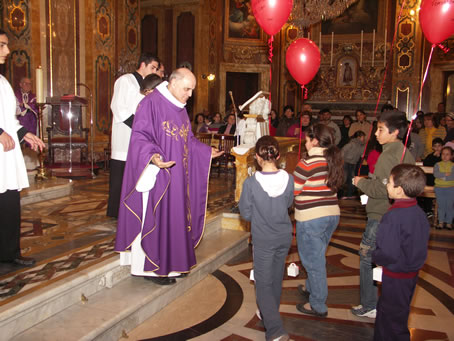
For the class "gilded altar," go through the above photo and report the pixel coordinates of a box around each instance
[231,137,300,202]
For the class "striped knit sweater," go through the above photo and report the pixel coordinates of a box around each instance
[293,147,340,222]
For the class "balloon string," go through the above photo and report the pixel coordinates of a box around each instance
[298,85,305,161]
[357,0,406,176]
[401,44,435,162]
[268,36,274,135]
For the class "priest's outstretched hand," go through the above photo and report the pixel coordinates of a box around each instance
[151,153,176,168]
[211,147,224,159]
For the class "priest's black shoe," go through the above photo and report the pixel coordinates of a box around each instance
[12,256,36,266]
[144,276,176,285]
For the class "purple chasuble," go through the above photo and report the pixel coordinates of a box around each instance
[115,89,212,275]
[15,89,38,135]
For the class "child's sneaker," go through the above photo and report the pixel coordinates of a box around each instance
[256,308,262,320]
[351,305,377,318]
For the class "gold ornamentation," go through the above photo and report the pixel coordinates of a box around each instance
[224,45,268,64]
[161,120,192,230]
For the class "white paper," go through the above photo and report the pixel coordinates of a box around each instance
[373,266,383,282]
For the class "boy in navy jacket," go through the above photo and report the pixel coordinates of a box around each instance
[372,164,430,341]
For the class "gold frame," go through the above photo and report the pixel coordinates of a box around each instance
[396,87,410,116]
[224,0,265,45]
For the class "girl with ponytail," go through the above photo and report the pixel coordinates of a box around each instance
[239,136,294,341]
[293,124,344,317]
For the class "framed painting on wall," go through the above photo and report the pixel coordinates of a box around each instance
[321,0,380,35]
[224,0,264,43]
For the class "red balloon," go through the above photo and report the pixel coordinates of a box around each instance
[251,0,293,36]
[285,38,321,85]
[419,0,454,44]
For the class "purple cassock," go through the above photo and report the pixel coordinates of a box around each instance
[115,86,212,276]
[15,90,38,135]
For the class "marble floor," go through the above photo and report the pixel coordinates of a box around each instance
[126,201,454,341]
[1,170,453,340]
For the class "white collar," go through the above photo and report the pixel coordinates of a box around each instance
[156,81,185,108]
[308,146,326,156]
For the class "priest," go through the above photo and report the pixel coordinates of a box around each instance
[115,68,223,285]
[15,77,38,135]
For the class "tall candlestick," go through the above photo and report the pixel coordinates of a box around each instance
[330,32,334,67]
[360,30,363,67]
[308,32,311,40]
[384,28,387,66]
[36,66,44,103]
[372,29,375,67]
[319,31,322,52]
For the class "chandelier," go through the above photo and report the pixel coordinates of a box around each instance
[289,0,359,30]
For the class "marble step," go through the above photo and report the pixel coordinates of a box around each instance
[6,221,249,340]
[20,178,73,205]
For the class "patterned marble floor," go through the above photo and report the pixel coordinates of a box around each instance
[0,171,236,303]
[126,200,454,341]
[1,171,453,340]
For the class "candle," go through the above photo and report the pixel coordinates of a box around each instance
[372,29,375,67]
[360,30,363,67]
[384,28,387,66]
[319,31,322,52]
[36,66,44,103]
[330,32,334,67]
[308,32,311,40]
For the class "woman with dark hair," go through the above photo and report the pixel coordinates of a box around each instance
[339,114,353,148]
[293,124,344,317]
[192,113,209,134]
[207,112,223,133]
[286,111,312,138]
[269,109,279,136]
[419,113,447,157]
[412,115,424,134]
[275,105,296,137]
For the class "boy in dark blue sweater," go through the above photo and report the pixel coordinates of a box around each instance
[373,164,430,341]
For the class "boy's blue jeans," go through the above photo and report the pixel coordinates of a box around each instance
[296,215,339,313]
[359,218,379,310]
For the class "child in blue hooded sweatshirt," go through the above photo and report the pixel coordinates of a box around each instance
[239,136,294,341]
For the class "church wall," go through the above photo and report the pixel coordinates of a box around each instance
[141,0,213,118]
[1,0,140,162]
[1,0,452,162]
[2,0,34,92]
[426,39,454,113]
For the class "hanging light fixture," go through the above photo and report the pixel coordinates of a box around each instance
[289,0,359,31]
